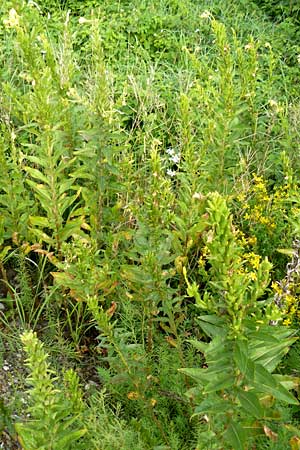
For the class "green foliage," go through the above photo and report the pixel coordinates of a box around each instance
[15,330,86,450]
[254,0,300,22]
[180,193,299,449]
[1,0,300,449]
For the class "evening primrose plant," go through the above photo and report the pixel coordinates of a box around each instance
[181,193,298,449]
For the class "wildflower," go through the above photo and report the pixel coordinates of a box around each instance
[247,236,257,246]
[192,192,205,200]
[244,252,261,270]
[78,17,88,24]
[170,153,181,164]
[3,8,20,28]
[248,272,257,281]
[244,43,253,51]
[200,10,211,19]
[150,398,157,407]
[127,391,140,400]
[166,169,176,177]
[166,147,175,156]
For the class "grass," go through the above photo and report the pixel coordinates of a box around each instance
[1,0,300,449]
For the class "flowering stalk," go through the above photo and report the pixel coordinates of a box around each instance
[272,239,300,325]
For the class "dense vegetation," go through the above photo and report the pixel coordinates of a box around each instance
[1,0,300,448]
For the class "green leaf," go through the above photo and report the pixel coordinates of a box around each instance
[178,368,213,384]
[253,364,299,405]
[197,315,227,338]
[247,330,279,343]
[198,315,226,325]
[250,337,297,372]
[194,398,232,415]
[56,428,87,447]
[234,339,248,374]
[204,373,234,393]
[273,375,300,391]
[58,179,76,196]
[26,180,51,203]
[237,390,264,419]
[188,339,208,353]
[24,166,50,185]
[58,219,84,242]
[224,420,246,450]
[29,216,50,228]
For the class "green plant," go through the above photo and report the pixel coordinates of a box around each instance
[180,193,299,449]
[15,330,86,450]
[1,1,300,448]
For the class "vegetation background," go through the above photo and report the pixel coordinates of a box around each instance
[1,0,300,449]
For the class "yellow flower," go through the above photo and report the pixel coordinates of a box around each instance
[127,391,140,400]
[244,252,261,270]
[283,318,292,326]
[248,272,257,281]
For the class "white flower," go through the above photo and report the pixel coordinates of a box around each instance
[192,192,205,200]
[166,169,176,177]
[170,153,181,164]
[78,17,88,24]
[166,147,175,156]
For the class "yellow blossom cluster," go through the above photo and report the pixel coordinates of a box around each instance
[198,245,209,268]
[235,173,297,233]
[271,282,299,326]
[243,252,261,270]
[234,229,257,247]
[241,174,276,229]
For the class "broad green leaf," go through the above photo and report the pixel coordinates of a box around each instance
[56,428,87,447]
[121,266,153,284]
[197,319,226,338]
[237,390,264,419]
[26,180,51,203]
[197,315,226,325]
[188,339,208,353]
[24,166,49,185]
[273,375,300,391]
[59,194,79,216]
[197,316,226,338]
[194,398,232,415]
[204,373,234,393]
[29,228,53,244]
[179,368,213,384]
[224,420,246,450]
[249,338,297,372]
[245,359,255,382]
[247,330,279,343]
[59,219,84,242]
[234,339,248,374]
[29,216,50,228]
[25,154,48,168]
[253,364,299,405]
[58,179,76,196]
